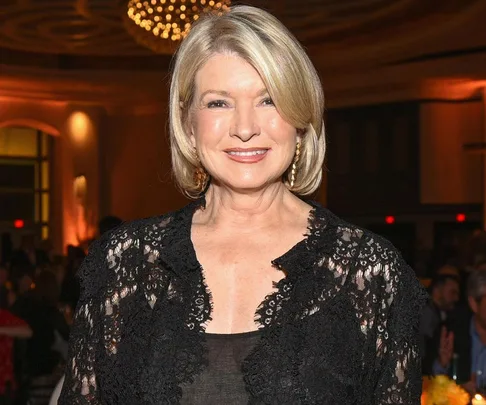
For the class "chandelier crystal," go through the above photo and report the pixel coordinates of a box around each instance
[125,0,231,54]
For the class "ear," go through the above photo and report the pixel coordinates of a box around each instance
[469,296,479,314]
[297,126,307,136]
[189,127,196,149]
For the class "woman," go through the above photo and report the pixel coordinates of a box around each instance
[11,270,70,378]
[0,308,32,403]
[59,5,427,404]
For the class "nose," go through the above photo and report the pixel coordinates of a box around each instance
[230,104,261,141]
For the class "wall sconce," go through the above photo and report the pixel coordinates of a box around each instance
[68,111,91,145]
[73,175,93,244]
[73,175,87,205]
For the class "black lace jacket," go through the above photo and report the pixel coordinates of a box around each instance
[59,199,427,404]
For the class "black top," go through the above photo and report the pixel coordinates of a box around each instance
[59,198,427,404]
[181,331,260,404]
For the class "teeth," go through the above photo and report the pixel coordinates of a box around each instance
[227,150,267,156]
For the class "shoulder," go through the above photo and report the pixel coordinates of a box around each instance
[78,203,195,297]
[312,203,422,300]
[98,214,169,254]
[312,203,400,263]
[94,201,195,257]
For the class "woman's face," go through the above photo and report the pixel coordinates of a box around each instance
[190,53,299,192]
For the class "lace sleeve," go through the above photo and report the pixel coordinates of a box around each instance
[58,239,106,405]
[371,246,427,404]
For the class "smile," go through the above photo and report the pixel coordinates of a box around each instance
[226,150,267,156]
[224,148,269,163]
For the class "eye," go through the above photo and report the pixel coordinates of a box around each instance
[206,100,228,108]
[261,97,274,106]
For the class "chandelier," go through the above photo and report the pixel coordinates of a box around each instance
[125,0,231,54]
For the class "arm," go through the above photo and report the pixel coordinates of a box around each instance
[431,326,454,376]
[58,240,105,404]
[369,244,427,404]
[0,325,32,338]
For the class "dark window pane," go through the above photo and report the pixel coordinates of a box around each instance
[0,192,35,221]
[0,164,35,189]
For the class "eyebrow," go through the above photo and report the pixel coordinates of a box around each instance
[198,88,269,103]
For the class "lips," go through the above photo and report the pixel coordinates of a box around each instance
[224,148,269,163]
[226,150,267,156]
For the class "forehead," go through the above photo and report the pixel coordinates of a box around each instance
[194,53,265,93]
[443,279,459,289]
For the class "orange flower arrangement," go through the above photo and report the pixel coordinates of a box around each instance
[421,376,470,405]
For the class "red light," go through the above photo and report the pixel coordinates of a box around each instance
[14,219,24,229]
[385,216,395,224]
[456,213,466,222]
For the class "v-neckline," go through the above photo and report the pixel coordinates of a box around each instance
[185,196,317,333]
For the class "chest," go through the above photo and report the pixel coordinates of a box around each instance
[107,286,368,404]
[191,231,303,332]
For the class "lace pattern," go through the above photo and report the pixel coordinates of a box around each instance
[59,199,427,404]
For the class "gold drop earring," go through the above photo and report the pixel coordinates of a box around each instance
[290,140,301,188]
[193,151,209,193]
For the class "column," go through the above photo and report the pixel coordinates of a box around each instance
[60,105,104,250]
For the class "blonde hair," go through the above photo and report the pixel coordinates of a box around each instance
[169,5,325,198]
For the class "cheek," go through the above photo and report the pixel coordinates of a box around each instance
[266,116,297,145]
[269,116,291,133]
[193,113,227,142]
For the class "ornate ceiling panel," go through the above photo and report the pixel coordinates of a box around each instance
[0,0,150,56]
[0,0,485,70]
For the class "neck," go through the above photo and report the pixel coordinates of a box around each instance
[431,295,444,310]
[196,183,308,230]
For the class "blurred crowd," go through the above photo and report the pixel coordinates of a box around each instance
[0,216,122,405]
[420,230,486,395]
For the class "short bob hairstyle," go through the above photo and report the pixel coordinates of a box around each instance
[169,5,325,198]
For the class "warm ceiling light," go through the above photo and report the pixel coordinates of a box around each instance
[125,0,231,54]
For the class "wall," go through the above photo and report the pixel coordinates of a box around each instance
[420,100,483,205]
[62,106,103,247]
[100,107,188,222]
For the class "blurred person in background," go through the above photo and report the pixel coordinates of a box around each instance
[0,308,32,405]
[11,270,69,405]
[8,265,34,309]
[38,240,54,266]
[10,234,49,270]
[0,265,10,310]
[59,246,85,314]
[98,215,122,237]
[431,269,486,394]
[421,274,460,375]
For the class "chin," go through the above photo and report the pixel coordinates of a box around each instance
[217,177,279,192]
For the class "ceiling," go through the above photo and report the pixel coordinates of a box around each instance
[1,0,486,72]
